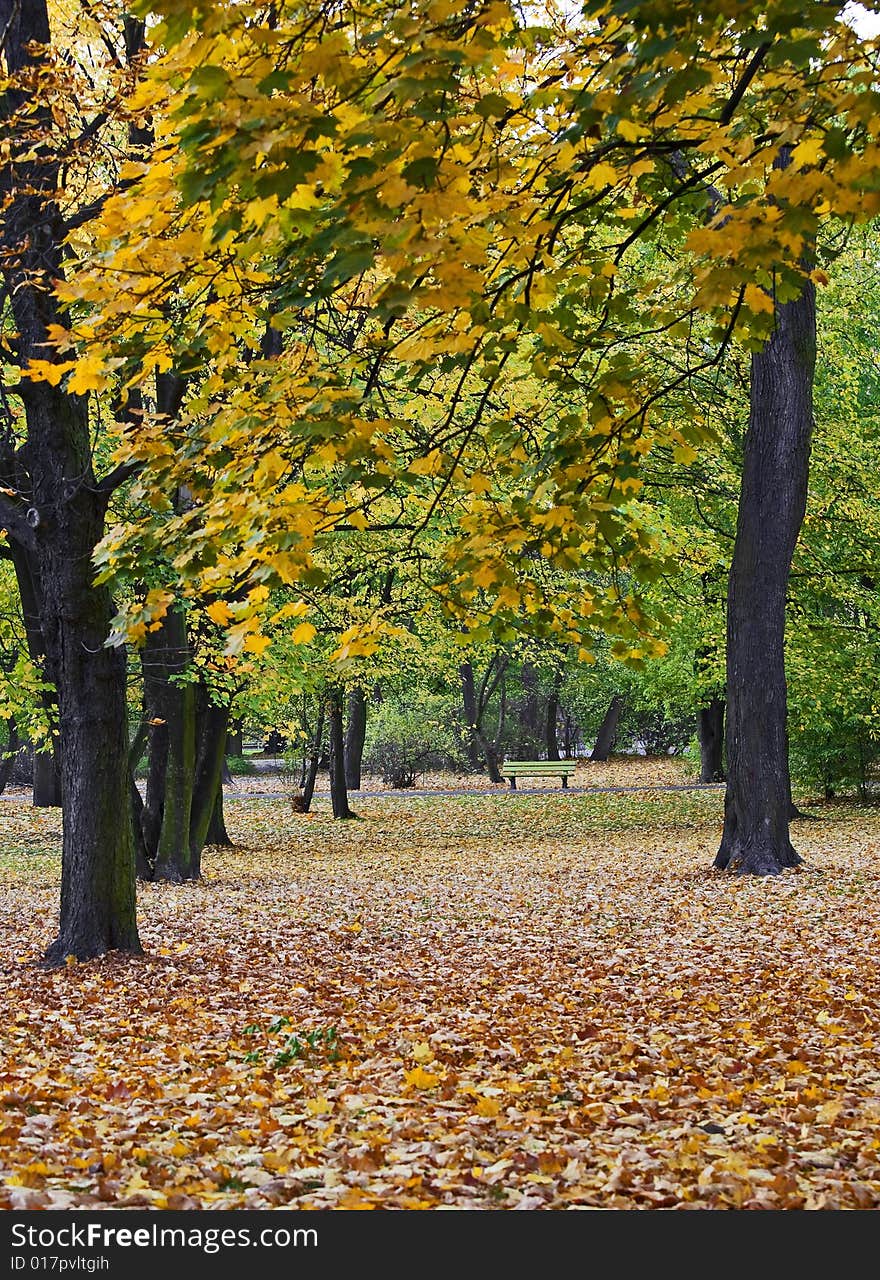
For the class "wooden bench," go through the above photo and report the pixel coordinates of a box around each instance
[502,761,577,790]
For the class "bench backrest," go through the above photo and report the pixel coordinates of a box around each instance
[503,761,576,771]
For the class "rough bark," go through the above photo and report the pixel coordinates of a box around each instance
[716,169,814,875]
[327,689,354,819]
[590,695,623,762]
[698,698,725,783]
[1,0,140,960]
[344,686,367,790]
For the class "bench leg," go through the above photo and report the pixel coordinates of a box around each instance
[509,776,517,790]
[562,775,568,789]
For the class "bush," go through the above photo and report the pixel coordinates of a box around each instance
[226,754,256,776]
[363,695,467,787]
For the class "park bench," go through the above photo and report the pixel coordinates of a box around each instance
[502,760,577,790]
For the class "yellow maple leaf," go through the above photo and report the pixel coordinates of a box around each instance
[617,119,647,141]
[206,600,232,626]
[475,1096,502,1118]
[587,161,618,190]
[67,354,108,396]
[403,1066,440,1090]
[291,621,317,645]
[25,358,73,387]
[306,1096,332,1116]
[791,137,823,168]
[743,283,775,315]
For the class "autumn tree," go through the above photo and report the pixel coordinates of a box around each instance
[0,0,142,958]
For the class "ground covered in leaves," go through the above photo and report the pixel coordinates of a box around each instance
[2,769,880,1210]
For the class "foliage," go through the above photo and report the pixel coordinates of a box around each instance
[42,0,880,676]
[225,755,256,777]
[363,694,468,787]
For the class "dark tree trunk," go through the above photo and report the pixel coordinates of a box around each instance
[0,718,19,796]
[226,720,243,758]
[0,0,140,961]
[716,176,814,875]
[264,729,286,755]
[698,698,725,783]
[460,662,481,768]
[516,662,539,757]
[205,787,232,846]
[299,703,324,813]
[7,532,62,808]
[146,610,198,882]
[545,673,561,761]
[344,686,366,790]
[480,738,503,784]
[327,689,354,819]
[563,714,574,759]
[33,744,61,807]
[463,654,508,782]
[142,713,168,864]
[190,695,230,861]
[590,695,623,762]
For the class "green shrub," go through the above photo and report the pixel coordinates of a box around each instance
[363,695,468,787]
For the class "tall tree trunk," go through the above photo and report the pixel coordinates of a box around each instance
[716,180,814,874]
[327,688,354,819]
[33,744,61,807]
[1,0,140,961]
[545,672,562,761]
[226,720,243,758]
[590,695,623,762]
[189,695,230,862]
[563,713,574,759]
[460,662,481,769]
[149,610,198,882]
[7,537,62,806]
[466,654,508,782]
[516,662,539,757]
[297,702,324,813]
[0,718,19,796]
[344,686,366,790]
[698,698,725,783]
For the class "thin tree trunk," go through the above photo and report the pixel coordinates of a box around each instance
[460,662,481,768]
[716,158,814,875]
[516,661,539,757]
[299,702,324,813]
[590,695,623,762]
[0,718,19,796]
[545,672,561,761]
[327,688,354,819]
[344,686,366,790]
[698,698,725,783]
[150,610,198,882]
